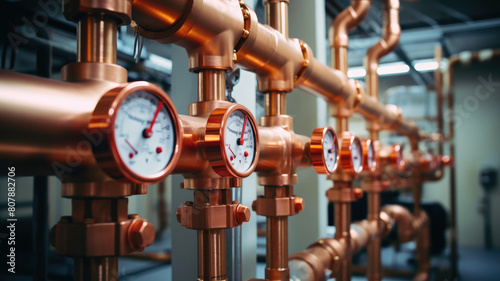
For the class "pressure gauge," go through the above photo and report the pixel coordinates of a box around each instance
[362,139,378,172]
[390,144,405,170]
[310,126,339,174]
[90,82,181,183]
[205,104,259,178]
[339,132,363,174]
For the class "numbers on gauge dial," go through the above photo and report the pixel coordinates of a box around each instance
[114,90,175,176]
[323,129,337,172]
[224,110,256,173]
[351,138,362,172]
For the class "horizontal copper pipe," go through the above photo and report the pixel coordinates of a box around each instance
[0,70,118,178]
[290,206,429,281]
[131,0,419,137]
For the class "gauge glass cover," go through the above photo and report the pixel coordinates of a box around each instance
[323,129,337,173]
[351,138,362,173]
[114,90,176,176]
[223,109,256,174]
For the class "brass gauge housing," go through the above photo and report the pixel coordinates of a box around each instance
[89,82,182,184]
[310,126,339,174]
[339,132,363,174]
[390,144,405,170]
[362,139,378,173]
[204,104,259,178]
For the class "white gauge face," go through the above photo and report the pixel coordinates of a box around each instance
[323,129,337,173]
[351,138,362,173]
[367,143,375,169]
[224,110,256,173]
[114,90,175,176]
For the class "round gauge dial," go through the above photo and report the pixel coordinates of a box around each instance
[90,82,181,183]
[362,139,377,172]
[310,127,338,174]
[351,138,362,173]
[205,105,259,178]
[114,91,175,176]
[224,110,256,173]
[339,132,363,174]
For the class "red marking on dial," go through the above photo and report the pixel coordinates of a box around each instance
[228,145,236,158]
[129,152,134,159]
[244,151,249,157]
[156,146,163,154]
[125,139,138,155]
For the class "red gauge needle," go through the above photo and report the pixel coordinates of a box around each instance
[144,101,163,138]
[228,144,236,158]
[125,139,138,155]
[329,136,336,154]
[238,115,247,146]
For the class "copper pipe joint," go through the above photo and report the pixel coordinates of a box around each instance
[330,0,372,73]
[77,15,117,64]
[198,70,226,102]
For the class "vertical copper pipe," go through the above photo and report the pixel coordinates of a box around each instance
[77,15,117,64]
[74,257,119,281]
[334,201,352,281]
[198,229,228,281]
[265,0,289,38]
[364,0,400,100]
[434,46,444,158]
[330,0,372,74]
[266,216,289,280]
[265,92,287,116]
[264,185,292,281]
[336,117,349,134]
[367,192,381,281]
[198,69,226,102]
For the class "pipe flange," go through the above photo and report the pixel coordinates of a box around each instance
[64,0,132,25]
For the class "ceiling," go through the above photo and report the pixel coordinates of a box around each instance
[325,0,500,67]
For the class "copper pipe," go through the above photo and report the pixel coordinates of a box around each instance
[198,69,226,102]
[364,0,400,100]
[132,0,419,138]
[336,117,349,134]
[74,257,118,281]
[330,0,372,74]
[266,215,289,280]
[198,229,227,281]
[334,200,352,281]
[290,206,430,281]
[264,92,287,116]
[77,15,117,64]
[265,0,289,38]
[367,192,381,281]
[0,70,119,177]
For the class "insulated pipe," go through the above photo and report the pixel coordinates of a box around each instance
[130,0,419,137]
[364,0,401,101]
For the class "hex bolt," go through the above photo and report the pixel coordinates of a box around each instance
[294,197,304,212]
[354,188,363,200]
[235,205,251,224]
[128,219,155,251]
